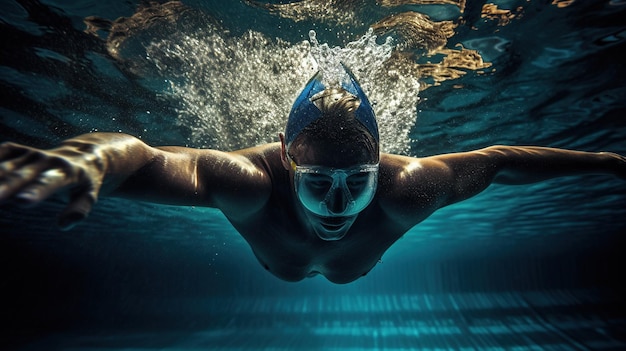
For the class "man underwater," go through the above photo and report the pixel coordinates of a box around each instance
[1,68,625,284]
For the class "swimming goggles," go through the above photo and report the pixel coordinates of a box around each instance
[292,161,379,217]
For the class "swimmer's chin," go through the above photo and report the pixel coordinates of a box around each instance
[309,214,357,241]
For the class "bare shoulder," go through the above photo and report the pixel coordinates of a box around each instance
[174,143,283,218]
[228,142,284,176]
[231,142,282,161]
[379,153,453,182]
[377,153,453,226]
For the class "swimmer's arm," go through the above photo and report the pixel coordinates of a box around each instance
[0,133,271,228]
[428,145,625,206]
[383,146,624,224]
[115,144,272,216]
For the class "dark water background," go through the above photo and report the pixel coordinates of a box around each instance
[1,0,626,350]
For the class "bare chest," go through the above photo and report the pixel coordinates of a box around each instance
[232,214,402,284]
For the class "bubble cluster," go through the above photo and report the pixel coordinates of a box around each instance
[308,29,420,154]
[145,26,420,154]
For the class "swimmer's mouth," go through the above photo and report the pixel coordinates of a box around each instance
[320,217,347,227]
[321,222,346,231]
[317,223,348,241]
[319,216,354,232]
[306,212,357,240]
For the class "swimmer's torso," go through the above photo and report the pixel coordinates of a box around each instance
[233,207,408,283]
[230,204,407,283]
[223,144,424,284]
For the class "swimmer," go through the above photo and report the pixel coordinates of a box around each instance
[1,68,625,283]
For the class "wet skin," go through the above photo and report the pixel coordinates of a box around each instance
[0,133,625,283]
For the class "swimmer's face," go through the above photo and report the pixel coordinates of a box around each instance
[283,134,379,241]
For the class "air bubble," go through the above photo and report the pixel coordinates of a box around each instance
[145,25,419,154]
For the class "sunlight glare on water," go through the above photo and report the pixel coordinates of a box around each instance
[146,26,420,154]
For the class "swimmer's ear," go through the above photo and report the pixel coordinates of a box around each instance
[279,133,291,171]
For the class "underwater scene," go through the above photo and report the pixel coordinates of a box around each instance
[1,0,625,349]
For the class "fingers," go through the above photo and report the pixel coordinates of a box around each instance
[0,161,50,203]
[0,155,67,205]
[1,141,101,230]
[58,190,96,230]
[0,142,30,161]
[0,147,40,175]
[14,169,70,206]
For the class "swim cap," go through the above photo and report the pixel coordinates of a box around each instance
[285,66,379,146]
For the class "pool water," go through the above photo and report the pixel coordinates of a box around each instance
[1,0,625,350]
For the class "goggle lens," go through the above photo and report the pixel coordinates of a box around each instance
[294,164,379,217]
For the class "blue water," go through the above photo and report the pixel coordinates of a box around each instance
[1,0,626,350]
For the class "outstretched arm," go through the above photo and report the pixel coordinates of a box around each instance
[0,133,271,229]
[381,145,625,225]
[436,145,625,205]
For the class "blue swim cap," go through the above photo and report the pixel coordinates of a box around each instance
[285,66,379,146]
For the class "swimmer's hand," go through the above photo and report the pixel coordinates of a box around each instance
[605,152,626,180]
[0,139,108,230]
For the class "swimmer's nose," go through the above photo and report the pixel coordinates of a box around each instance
[327,187,349,215]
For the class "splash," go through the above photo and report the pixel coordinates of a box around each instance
[145,26,420,154]
[308,29,394,87]
[308,29,420,154]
